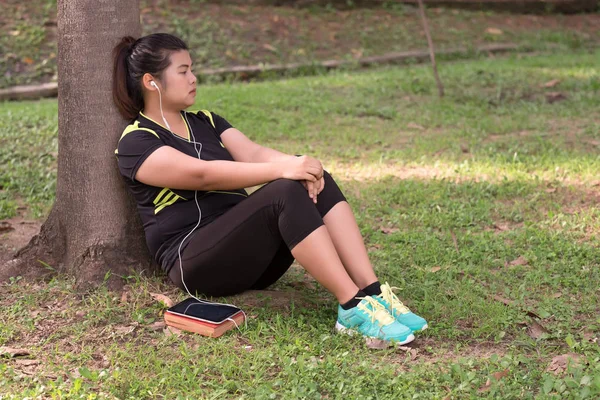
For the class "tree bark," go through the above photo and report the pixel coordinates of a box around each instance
[1,0,154,290]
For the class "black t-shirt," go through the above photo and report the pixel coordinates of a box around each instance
[115,110,248,273]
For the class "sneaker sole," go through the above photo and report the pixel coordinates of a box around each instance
[335,321,415,346]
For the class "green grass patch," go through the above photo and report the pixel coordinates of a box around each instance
[1,50,600,398]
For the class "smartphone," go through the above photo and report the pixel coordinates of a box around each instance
[166,297,243,325]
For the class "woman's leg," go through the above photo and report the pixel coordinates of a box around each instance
[313,172,378,290]
[170,178,359,303]
[322,202,378,289]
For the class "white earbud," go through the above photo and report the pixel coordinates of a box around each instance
[151,80,173,131]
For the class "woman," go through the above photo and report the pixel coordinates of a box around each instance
[112,33,427,345]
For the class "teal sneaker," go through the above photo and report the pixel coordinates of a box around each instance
[374,283,428,332]
[335,296,415,345]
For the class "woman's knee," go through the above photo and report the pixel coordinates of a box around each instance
[265,178,307,199]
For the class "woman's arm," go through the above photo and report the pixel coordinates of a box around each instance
[221,128,295,163]
[134,146,321,191]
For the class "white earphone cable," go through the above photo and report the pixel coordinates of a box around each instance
[155,84,246,331]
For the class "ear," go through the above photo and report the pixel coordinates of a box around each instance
[142,73,157,91]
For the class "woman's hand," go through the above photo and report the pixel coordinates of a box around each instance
[279,155,323,182]
[301,175,325,203]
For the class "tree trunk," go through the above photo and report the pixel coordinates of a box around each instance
[1,0,154,290]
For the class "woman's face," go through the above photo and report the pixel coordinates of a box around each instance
[159,50,197,109]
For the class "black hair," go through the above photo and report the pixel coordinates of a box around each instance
[112,33,188,120]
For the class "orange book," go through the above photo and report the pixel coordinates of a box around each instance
[163,298,245,338]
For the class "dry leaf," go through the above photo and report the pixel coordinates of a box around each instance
[546,92,567,104]
[15,359,40,366]
[485,28,503,35]
[0,347,30,358]
[262,43,277,53]
[479,369,509,392]
[479,379,492,392]
[552,292,562,299]
[584,139,600,147]
[407,122,425,130]
[527,319,549,339]
[114,325,136,335]
[365,338,390,349]
[507,256,528,267]
[0,221,14,233]
[542,79,561,88]
[22,57,34,65]
[380,226,399,234]
[147,321,166,331]
[492,295,514,307]
[582,331,596,343]
[545,187,557,193]
[546,353,582,375]
[120,290,129,303]
[430,266,441,273]
[164,326,183,337]
[450,230,459,253]
[397,346,419,360]
[493,222,509,232]
[150,293,174,307]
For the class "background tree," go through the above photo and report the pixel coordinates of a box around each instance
[1,0,153,289]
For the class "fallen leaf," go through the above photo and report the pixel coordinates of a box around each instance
[478,369,509,392]
[365,338,390,349]
[113,325,136,335]
[582,331,596,343]
[406,122,425,130]
[552,292,562,299]
[120,290,129,303]
[430,266,441,273]
[164,326,182,337]
[485,28,503,35]
[527,318,549,339]
[542,79,561,88]
[545,187,557,193]
[22,57,34,65]
[492,295,514,307]
[380,226,399,234]
[0,347,30,358]
[507,256,528,267]
[147,321,166,331]
[479,379,492,392]
[546,92,567,104]
[150,293,174,307]
[397,346,419,360]
[0,221,14,232]
[450,230,459,253]
[75,310,86,318]
[546,353,582,375]
[493,222,509,232]
[262,43,277,53]
[583,139,600,147]
[15,359,40,366]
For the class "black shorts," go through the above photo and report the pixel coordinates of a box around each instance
[168,171,347,297]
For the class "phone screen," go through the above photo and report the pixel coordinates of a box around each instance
[166,298,242,324]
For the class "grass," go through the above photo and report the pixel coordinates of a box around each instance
[1,0,600,88]
[1,50,600,398]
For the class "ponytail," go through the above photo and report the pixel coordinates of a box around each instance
[112,36,141,120]
[112,33,189,120]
